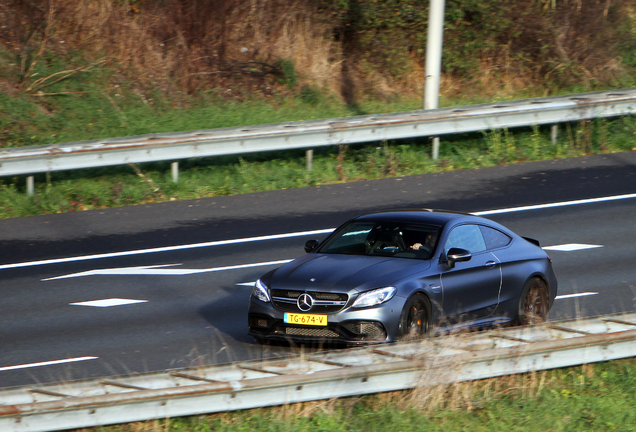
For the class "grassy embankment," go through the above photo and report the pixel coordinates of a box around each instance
[2,0,636,219]
[80,356,636,431]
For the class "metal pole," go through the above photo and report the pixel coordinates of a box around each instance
[424,0,445,160]
[551,125,558,144]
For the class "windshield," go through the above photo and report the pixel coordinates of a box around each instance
[317,221,441,260]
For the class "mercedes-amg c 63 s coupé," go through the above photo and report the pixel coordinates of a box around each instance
[248,210,558,344]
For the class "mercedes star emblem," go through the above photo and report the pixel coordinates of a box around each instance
[297,293,314,312]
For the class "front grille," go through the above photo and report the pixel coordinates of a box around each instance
[315,293,343,301]
[276,291,342,301]
[270,290,348,313]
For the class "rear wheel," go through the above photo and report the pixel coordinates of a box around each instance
[398,294,431,340]
[518,277,549,325]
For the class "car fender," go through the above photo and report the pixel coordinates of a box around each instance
[394,278,442,323]
[493,248,554,298]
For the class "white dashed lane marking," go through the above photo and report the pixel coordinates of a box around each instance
[70,298,148,307]
[555,292,598,300]
[543,244,603,252]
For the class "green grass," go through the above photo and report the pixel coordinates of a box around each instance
[88,356,636,431]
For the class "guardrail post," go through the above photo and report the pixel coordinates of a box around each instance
[432,137,440,160]
[306,149,313,171]
[171,162,179,183]
[551,125,558,144]
[26,176,34,196]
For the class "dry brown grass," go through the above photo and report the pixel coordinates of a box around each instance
[37,0,342,96]
[1,0,632,105]
[505,0,631,87]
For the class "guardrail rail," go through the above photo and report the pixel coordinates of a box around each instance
[2,88,636,194]
[2,312,636,432]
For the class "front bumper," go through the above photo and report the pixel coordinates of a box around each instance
[248,295,405,344]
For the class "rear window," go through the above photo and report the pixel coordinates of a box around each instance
[479,226,512,250]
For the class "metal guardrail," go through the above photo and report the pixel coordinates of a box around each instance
[2,311,636,432]
[1,88,636,182]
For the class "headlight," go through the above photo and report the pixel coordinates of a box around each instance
[251,279,271,303]
[352,287,397,308]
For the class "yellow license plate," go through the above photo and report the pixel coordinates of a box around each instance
[284,313,327,326]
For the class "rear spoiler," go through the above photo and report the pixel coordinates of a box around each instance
[522,236,540,247]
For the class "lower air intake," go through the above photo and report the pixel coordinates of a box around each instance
[285,327,340,338]
[342,322,387,340]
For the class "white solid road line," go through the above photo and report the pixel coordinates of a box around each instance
[2,192,634,271]
[473,193,636,216]
[0,356,98,372]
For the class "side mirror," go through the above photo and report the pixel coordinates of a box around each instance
[445,247,472,268]
[304,239,320,253]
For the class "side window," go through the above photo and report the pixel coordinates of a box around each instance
[479,226,512,250]
[444,224,486,254]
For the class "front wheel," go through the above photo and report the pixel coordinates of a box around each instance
[398,294,431,340]
[518,277,549,325]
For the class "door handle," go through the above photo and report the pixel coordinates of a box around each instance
[485,261,497,268]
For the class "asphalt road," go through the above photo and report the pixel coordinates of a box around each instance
[1,151,635,389]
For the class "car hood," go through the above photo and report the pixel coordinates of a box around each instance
[271,253,431,293]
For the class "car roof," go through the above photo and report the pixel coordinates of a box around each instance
[353,209,479,226]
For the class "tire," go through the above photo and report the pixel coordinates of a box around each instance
[518,277,549,325]
[398,294,431,340]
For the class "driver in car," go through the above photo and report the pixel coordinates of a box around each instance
[410,231,438,252]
